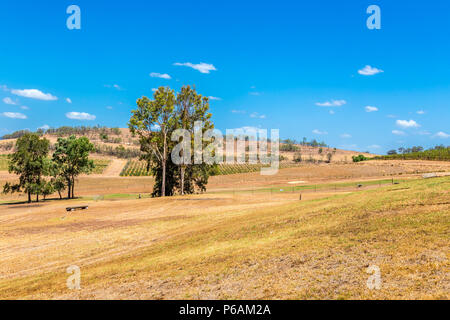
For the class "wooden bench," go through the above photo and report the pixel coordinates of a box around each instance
[66,206,89,212]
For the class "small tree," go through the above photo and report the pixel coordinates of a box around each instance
[42,181,55,201]
[53,135,94,199]
[387,149,397,155]
[3,133,50,203]
[49,161,66,199]
[293,152,302,163]
[326,152,333,163]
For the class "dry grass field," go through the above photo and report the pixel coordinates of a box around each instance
[0,160,449,300]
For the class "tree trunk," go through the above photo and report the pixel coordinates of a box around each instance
[28,191,31,203]
[58,190,62,200]
[71,178,75,199]
[180,166,185,195]
[161,133,167,197]
[36,194,39,203]
[67,179,71,199]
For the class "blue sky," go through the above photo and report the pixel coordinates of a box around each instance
[1,0,449,153]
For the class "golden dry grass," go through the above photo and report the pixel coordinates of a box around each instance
[0,174,448,300]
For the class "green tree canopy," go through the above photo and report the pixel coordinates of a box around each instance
[52,135,95,199]
[3,133,50,203]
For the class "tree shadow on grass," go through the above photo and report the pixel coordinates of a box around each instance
[0,197,80,207]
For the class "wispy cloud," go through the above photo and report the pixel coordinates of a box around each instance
[434,131,449,139]
[104,84,123,90]
[66,112,96,121]
[358,65,384,76]
[249,92,262,96]
[229,126,263,135]
[231,110,246,114]
[365,106,378,112]
[340,144,358,150]
[315,100,346,107]
[173,62,217,74]
[250,112,266,119]
[150,73,171,79]
[106,106,113,110]
[38,124,50,130]
[208,96,222,101]
[2,97,17,105]
[11,89,57,101]
[387,114,396,118]
[367,144,381,149]
[340,133,352,138]
[20,106,29,110]
[312,129,328,135]
[2,112,27,119]
[396,119,420,128]
[392,130,406,136]
[66,98,72,104]
[416,110,425,115]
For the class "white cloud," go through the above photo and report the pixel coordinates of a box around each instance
[66,112,96,121]
[106,106,113,110]
[396,119,420,128]
[365,106,378,112]
[250,112,266,119]
[416,110,425,115]
[312,129,328,135]
[104,84,123,90]
[340,133,352,138]
[20,106,29,110]
[3,97,17,105]
[392,130,406,136]
[2,112,27,119]
[66,98,72,104]
[329,110,335,115]
[38,124,50,130]
[173,62,217,74]
[315,100,346,107]
[208,96,222,101]
[367,145,381,149]
[11,89,57,101]
[229,126,263,135]
[151,88,158,92]
[340,144,358,150]
[150,73,171,79]
[387,114,397,118]
[358,65,384,76]
[418,130,431,136]
[434,131,450,139]
[231,110,246,114]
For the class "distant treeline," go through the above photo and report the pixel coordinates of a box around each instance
[280,138,328,152]
[374,145,450,161]
[93,144,141,159]
[1,126,122,140]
